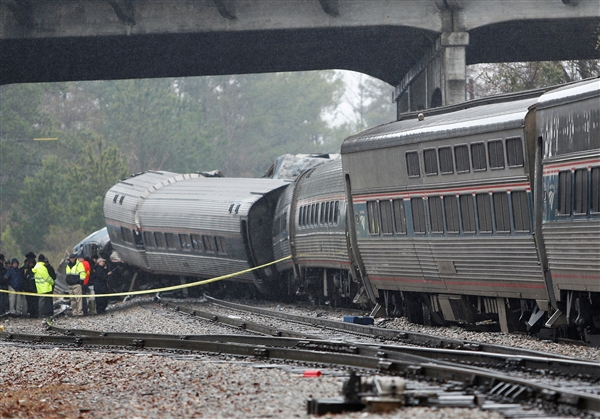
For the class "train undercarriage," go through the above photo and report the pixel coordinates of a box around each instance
[376,289,600,345]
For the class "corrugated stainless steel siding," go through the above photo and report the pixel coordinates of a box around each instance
[543,220,600,292]
[144,251,254,282]
[297,159,344,198]
[104,171,178,224]
[294,232,349,267]
[360,235,546,299]
[136,177,287,229]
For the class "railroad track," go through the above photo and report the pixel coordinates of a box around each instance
[3,295,599,418]
[2,322,599,417]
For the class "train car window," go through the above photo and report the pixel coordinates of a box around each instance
[165,233,176,249]
[179,234,192,251]
[113,194,119,203]
[215,236,227,255]
[574,168,589,214]
[488,140,505,169]
[367,201,381,235]
[459,194,476,233]
[324,202,330,224]
[380,200,394,235]
[558,171,572,215]
[119,196,125,204]
[143,231,155,248]
[476,193,493,233]
[282,212,288,232]
[121,227,133,244]
[428,196,444,233]
[392,199,407,234]
[298,206,304,227]
[191,234,203,251]
[134,230,143,247]
[411,197,427,234]
[493,192,511,232]
[512,191,531,232]
[154,232,165,248]
[203,235,215,252]
[273,215,280,236]
[591,167,600,213]
[423,149,438,175]
[334,201,339,224]
[471,143,487,171]
[320,203,326,224]
[438,147,454,174]
[506,138,524,167]
[406,152,420,178]
[454,145,470,173]
[311,204,316,226]
[303,206,308,226]
[444,196,460,233]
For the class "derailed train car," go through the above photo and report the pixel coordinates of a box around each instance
[340,78,599,338]
[103,171,289,294]
[272,158,370,307]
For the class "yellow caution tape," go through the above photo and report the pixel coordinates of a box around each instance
[0,255,292,299]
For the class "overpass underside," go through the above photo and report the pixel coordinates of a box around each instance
[1,0,599,115]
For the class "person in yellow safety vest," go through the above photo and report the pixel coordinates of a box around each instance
[32,254,54,318]
[65,253,86,316]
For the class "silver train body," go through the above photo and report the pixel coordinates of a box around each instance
[103,171,288,292]
[341,78,599,336]
[100,79,598,339]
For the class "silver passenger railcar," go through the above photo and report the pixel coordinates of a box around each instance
[341,93,550,331]
[272,158,368,306]
[104,171,289,293]
[537,79,600,337]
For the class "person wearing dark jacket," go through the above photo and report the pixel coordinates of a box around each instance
[92,258,110,314]
[21,257,38,318]
[3,258,24,315]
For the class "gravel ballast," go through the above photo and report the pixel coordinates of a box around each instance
[1,298,595,418]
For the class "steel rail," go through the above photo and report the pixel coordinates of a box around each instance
[158,301,318,339]
[2,331,599,414]
[203,296,584,360]
[159,298,600,379]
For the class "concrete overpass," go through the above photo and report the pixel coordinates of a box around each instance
[1,0,599,113]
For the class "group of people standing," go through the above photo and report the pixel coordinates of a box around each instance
[0,252,56,318]
[64,253,111,316]
[0,252,111,319]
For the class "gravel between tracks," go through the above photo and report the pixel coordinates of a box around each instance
[0,298,595,418]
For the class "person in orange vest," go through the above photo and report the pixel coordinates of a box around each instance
[79,255,92,315]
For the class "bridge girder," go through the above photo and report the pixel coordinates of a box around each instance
[1,0,599,110]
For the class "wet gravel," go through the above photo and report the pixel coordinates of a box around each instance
[0,297,596,418]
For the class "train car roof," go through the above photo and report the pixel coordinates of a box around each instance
[136,176,289,202]
[341,96,540,154]
[536,77,600,110]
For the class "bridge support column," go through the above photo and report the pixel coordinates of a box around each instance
[394,32,469,117]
